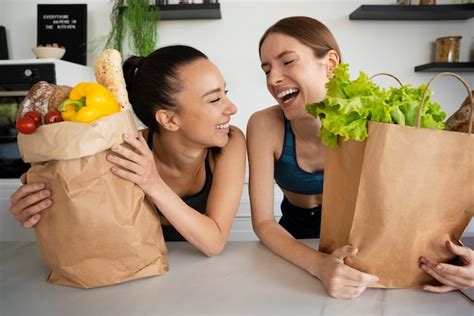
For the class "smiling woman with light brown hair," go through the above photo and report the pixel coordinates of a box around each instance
[247,16,474,298]
[247,16,378,299]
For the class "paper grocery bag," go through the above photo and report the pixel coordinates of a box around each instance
[18,111,168,288]
[319,121,474,288]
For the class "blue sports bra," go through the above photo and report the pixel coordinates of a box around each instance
[274,118,324,195]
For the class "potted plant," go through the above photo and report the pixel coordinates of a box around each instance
[106,0,160,57]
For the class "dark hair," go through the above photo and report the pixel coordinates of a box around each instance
[123,45,208,133]
[259,16,341,61]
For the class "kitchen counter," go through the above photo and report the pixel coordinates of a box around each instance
[1,240,472,316]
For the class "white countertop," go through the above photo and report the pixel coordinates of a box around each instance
[1,240,472,316]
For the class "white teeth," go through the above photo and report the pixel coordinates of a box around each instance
[216,123,230,129]
[277,88,299,99]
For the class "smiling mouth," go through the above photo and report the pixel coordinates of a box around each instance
[277,88,300,104]
[216,122,230,130]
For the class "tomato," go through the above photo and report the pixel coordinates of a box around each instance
[16,117,37,134]
[44,111,63,124]
[23,111,42,126]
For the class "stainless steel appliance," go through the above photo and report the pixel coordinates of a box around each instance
[0,59,94,178]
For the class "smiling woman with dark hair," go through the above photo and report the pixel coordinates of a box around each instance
[9,45,246,257]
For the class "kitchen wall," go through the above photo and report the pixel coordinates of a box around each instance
[1,0,473,239]
[1,0,473,129]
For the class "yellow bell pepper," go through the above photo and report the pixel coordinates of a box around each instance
[58,82,120,123]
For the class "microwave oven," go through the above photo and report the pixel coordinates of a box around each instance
[0,59,94,178]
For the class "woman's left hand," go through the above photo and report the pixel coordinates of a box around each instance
[420,240,474,293]
[107,133,161,196]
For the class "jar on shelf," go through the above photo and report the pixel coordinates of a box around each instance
[420,0,436,4]
[435,36,462,63]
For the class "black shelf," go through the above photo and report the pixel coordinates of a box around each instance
[414,62,474,72]
[349,4,474,21]
[159,3,221,20]
[121,3,221,20]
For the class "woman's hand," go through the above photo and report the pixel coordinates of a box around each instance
[9,174,52,228]
[317,245,379,299]
[107,133,162,196]
[420,240,474,293]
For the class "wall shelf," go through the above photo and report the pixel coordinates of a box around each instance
[158,3,221,20]
[121,3,221,20]
[349,4,474,21]
[414,62,474,72]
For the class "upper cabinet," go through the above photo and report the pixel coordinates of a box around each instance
[349,4,474,21]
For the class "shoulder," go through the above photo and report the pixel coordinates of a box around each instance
[210,126,246,173]
[220,125,246,154]
[212,126,246,164]
[247,105,284,131]
[247,106,285,147]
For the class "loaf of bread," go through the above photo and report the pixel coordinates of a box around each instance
[17,81,71,122]
[94,49,131,111]
[445,92,473,133]
[49,85,72,112]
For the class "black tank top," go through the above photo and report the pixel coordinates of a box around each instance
[147,131,213,241]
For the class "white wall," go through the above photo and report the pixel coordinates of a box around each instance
[1,0,473,240]
[1,0,473,131]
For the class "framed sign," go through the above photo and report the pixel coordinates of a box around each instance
[37,4,87,65]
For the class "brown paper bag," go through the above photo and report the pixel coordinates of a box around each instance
[319,73,474,288]
[18,111,169,288]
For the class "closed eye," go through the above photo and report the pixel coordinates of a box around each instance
[210,90,228,103]
[284,60,294,65]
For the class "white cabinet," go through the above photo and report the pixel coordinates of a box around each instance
[0,180,283,241]
[2,179,471,241]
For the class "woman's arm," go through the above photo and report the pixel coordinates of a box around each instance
[247,109,377,299]
[151,127,246,256]
[108,128,246,257]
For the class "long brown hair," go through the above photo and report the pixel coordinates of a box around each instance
[259,16,341,61]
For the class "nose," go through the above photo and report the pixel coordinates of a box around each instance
[267,67,283,87]
[224,97,237,116]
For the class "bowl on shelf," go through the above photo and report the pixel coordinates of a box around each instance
[32,46,66,59]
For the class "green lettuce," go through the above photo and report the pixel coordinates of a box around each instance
[306,63,446,147]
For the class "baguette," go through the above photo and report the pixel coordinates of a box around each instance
[94,49,132,111]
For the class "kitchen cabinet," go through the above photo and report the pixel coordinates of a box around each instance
[349,4,474,72]
[0,180,284,242]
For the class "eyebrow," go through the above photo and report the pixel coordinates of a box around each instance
[202,83,227,98]
[261,50,296,68]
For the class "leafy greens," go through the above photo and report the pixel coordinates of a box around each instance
[306,63,446,147]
